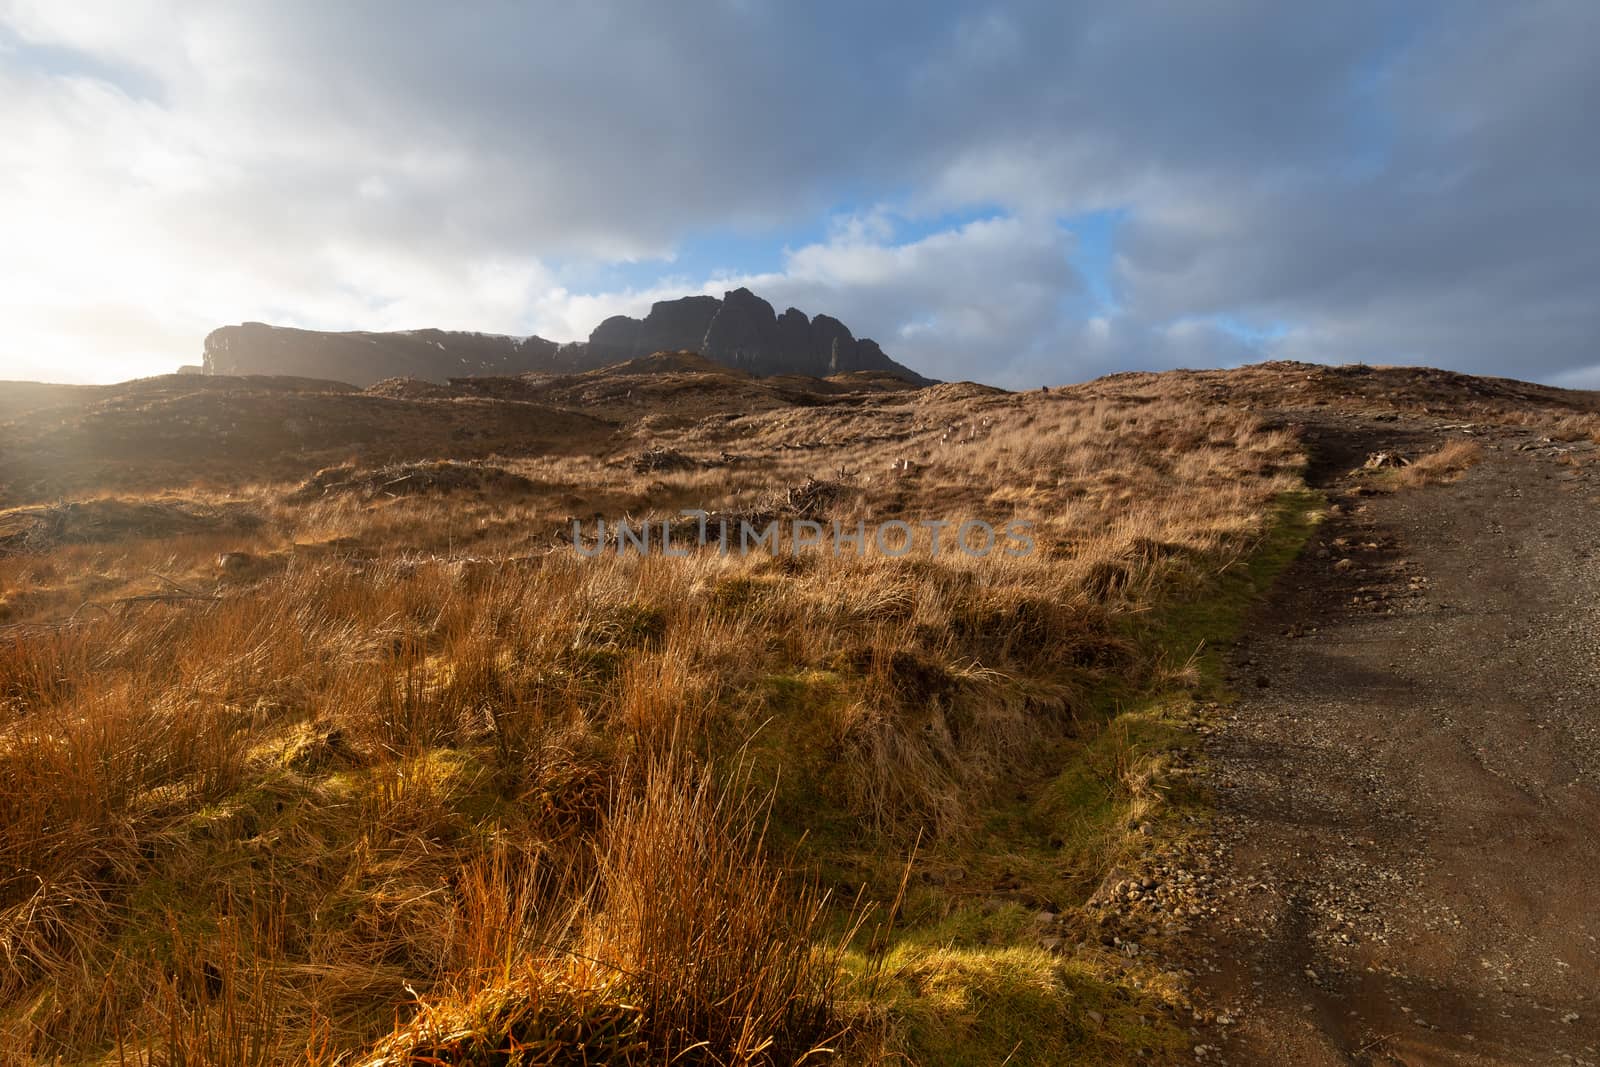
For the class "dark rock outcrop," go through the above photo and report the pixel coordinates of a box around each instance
[584,295,720,363]
[809,314,857,375]
[774,307,812,363]
[701,288,780,372]
[856,338,892,373]
[582,287,929,382]
[585,315,642,363]
[201,289,932,386]
[640,295,721,356]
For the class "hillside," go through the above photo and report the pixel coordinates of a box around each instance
[0,359,1596,1064]
[200,324,568,385]
[202,288,933,387]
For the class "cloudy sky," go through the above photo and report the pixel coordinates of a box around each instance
[1,1,1596,388]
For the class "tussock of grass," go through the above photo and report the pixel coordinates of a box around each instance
[360,756,843,1066]
[1395,439,1485,487]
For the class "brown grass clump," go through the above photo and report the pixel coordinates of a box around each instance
[363,756,842,1066]
[586,758,840,1062]
[1396,439,1485,487]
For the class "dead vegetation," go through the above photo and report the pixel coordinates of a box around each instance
[18,356,1583,1063]
[629,447,699,474]
[359,756,845,1067]
[0,497,264,555]
[286,461,539,503]
[1393,439,1485,487]
[1361,451,1410,470]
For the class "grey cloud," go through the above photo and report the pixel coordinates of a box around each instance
[727,216,1083,386]
[1105,1,1600,379]
[2,1,1597,386]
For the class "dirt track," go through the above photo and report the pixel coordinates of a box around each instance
[1195,415,1600,1065]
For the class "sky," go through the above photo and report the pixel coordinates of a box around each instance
[1,1,1596,389]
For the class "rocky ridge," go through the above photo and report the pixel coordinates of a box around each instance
[202,288,931,387]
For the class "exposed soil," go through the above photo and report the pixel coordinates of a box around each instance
[1193,414,1600,1064]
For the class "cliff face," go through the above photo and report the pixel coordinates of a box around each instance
[593,288,926,381]
[202,290,932,386]
[586,295,721,364]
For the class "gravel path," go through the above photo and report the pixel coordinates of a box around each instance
[1192,416,1600,1065]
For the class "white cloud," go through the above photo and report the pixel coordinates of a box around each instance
[720,215,1080,385]
[0,1,1596,388]
[553,212,1266,388]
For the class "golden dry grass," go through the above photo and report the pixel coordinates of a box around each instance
[1394,438,1486,487]
[0,369,1306,1064]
